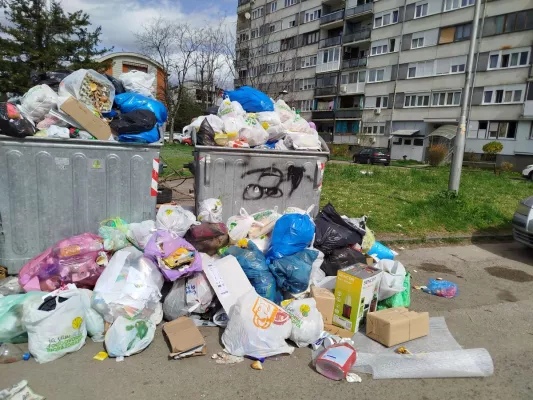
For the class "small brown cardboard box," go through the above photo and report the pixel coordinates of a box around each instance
[60,97,112,140]
[366,307,429,347]
[163,316,206,359]
[310,286,335,325]
[324,324,354,339]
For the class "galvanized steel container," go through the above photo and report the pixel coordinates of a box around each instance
[193,142,329,222]
[0,136,161,273]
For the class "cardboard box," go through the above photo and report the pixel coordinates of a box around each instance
[203,255,253,313]
[60,97,112,140]
[310,286,335,325]
[324,324,354,339]
[163,316,206,359]
[333,263,382,332]
[366,307,429,347]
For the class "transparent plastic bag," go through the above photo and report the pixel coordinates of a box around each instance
[104,316,155,357]
[156,205,199,237]
[283,298,324,347]
[19,84,58,122]
[58,69,114,112]
[249,208,281,239]
[0,292,45,343]
[239,114,268,146]
[274,99,296,123]
[256,111,281,130]
[218,98,246,119]
[283,114,311,133]
[284,131,321,150]
[198,198,223,223]
[118,70,155,97]
[226,208,261,243]
[98,217,129,251]
[221,116,246,138]
[425,279,458,298]
[127,220,156,250]
[79,289,105,341]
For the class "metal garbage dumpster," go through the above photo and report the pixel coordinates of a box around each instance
[193,142,329,222]
[0,136,161,273]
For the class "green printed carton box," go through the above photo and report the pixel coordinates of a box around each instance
[333,263,382,333]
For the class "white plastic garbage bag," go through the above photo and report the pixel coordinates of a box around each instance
[118,70,155,97]
[283,114,310,133]
[156,204,200,237]
[19,84,58,122]
[186,272,215,313]
[284,131,321,150]
[221,116,246,138]
[218,98,246,119]
[266,124,287,142]
[256,111,282,130]
[92,248,164,323]
[23,284,87,363]
[239,114,268,146]
[248,208,281,239]
[249,234,271,254]
[205,114,225,134]
[127,220,156,249]
[190,116,206,130]
[58,69,115,112]
[163,279,187,321]
[227,208,261,243]
[309,249,326,286]
[198,198,223,223]
[221,290,294,358]
[283,298,324,348]
[104,316,156,357]
[79,289,105,342]
[374,260,407,300]
[274,99,296,123]
[274,139,289,151]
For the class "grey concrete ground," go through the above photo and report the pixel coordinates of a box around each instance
[1,242,533,400]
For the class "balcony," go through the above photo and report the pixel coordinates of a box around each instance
[320,9,345,26]
[237,20,251,31]
[345,3,373,20]
[237,0,250,12]
[319,36,342,49]
[315,86,337,97]
[335,108,363,119]
[342,57,367,69]
[343,29,371,45]
[312,110,335,120]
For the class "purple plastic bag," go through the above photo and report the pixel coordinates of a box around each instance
[144,231,202,281]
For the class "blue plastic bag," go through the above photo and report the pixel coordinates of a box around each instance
[224,241,282,304]
[118,125,160,143]
[269,249,318,294]
[266,214,315,263]
[224,86,274,112]
[424,279,458,298]
[368,241,395,260]
[114,93,167,125]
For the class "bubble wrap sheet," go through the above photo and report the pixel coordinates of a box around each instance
[313,318,494,379]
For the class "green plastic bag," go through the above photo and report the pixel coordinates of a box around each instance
[377,273,411,310]
[0,292,46,343]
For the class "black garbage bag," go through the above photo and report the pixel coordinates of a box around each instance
[314,203,364,254]
[105,74,126,95]
[321,247,367,276]
[0,103,36,138]
[31,70,72,92]
[110,109,156,134]
[197,118,216,146]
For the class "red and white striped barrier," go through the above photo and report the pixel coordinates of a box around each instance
[151,158,159,196]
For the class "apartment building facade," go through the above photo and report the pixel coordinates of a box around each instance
[235,0,533,166]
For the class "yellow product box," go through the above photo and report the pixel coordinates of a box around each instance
[333,263,382,333]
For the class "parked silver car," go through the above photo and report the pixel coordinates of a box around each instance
[513,196,533,248]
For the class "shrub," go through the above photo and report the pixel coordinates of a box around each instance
[330,144,350,158]
[482,141,503,155]
[500,161,514,172]
[427,144,448,166]
[463,151,478,162]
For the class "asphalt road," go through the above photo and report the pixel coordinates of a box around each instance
[2,242,533,400]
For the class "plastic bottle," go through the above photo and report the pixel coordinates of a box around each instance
[0,343,30,364]
[315,343,357,381]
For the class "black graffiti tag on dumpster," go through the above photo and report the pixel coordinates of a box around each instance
[241,166,309,200]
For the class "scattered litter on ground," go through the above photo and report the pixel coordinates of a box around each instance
[346,373,362,383]
[212,352,244,365]
[250,360,263,370]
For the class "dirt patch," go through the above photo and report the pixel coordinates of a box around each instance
[497,289,519,302]
[418,263,455,275]
[485,266,533,282]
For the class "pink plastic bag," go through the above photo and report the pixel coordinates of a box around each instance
[18,233,106,292]
[144,231,202,281]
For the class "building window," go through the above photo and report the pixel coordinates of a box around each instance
[304,31,319,45]
[300,78,315,90]
[393,138,402,145]
[299,99,313,112]
[404,94,430,107]
[483,10,533,37]
[269,24,276,33]
[270,1,277,13]
[341,71,366,85]
[407,61,434,78]
[415,2,428,18]
[368,68,385,83]
[439,23,471,44]
[238,32,249,42]
[481,121,517,139]
[404,139,412,145]
[411,37,424,49]
[251,29,259,38]
[487,48,530,70]
[376,96,389,108]
[320,47,340,63]
[301,55,317,68]
[285,0,296,7]
[289,20,296,27]
[374,9,399,28]
[444,0,474,12]
[450,63,465,73]
[455,23,472,41]
[362,124,386,135]
[371,44,388,55]
[431,91,461,106]
[483,85,524,105]
[414,138,424,146]
[529,122,533,139]
[251,7,264,19]
[305,8,321,22]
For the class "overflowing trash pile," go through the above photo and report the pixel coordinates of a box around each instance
[0,69,165,143]
[0,197,493,383]
[187,86,324,151]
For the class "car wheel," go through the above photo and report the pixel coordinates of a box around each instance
[157,187,173,204]
[353,156,357,163]
[367,159,371,165]
[529,171,533,181]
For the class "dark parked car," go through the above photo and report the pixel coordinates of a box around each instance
[353,147,390,165]
[513,196,533,248]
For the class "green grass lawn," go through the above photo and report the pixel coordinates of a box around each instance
[320,163,532,237]
[160,143,194,177]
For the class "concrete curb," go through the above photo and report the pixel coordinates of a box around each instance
[379,232,514,244]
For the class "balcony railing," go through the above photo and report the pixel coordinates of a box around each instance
[335,108,363,119]
[237,20,251,31]
[342,57,367,69]
[312,110,335,119]
[343,29,371,44]
[319,36,342,49]
[315,86,337,96]
[320,9,345,25]
[345,3,373,19]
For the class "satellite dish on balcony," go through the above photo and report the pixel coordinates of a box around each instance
[245,12,251,19]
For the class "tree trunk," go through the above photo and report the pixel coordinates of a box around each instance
[169,117,175,143]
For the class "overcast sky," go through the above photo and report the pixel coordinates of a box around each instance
[61,0,237,53]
